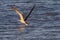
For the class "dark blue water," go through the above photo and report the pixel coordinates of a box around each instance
[0,0,60,40]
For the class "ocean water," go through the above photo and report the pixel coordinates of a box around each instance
[0,0,60,40]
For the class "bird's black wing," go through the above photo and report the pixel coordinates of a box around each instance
[24,4,35,21]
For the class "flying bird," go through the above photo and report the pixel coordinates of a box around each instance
[10,5,35,26]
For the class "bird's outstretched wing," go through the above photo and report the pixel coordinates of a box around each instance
[10,5,24,20]
[24,4,35,21]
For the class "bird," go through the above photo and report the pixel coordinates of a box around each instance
[10,5,35,26]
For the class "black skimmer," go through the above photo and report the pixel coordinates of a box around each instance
[10,5,35,26]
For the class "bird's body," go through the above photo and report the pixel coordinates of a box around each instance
[10,5,35,26]
[19,20,28,26]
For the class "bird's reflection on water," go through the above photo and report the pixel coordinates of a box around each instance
[18,25,28,33]
[19,26,25,32]
[18,25,26,40]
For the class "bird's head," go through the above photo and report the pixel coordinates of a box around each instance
[25,21,29,26]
